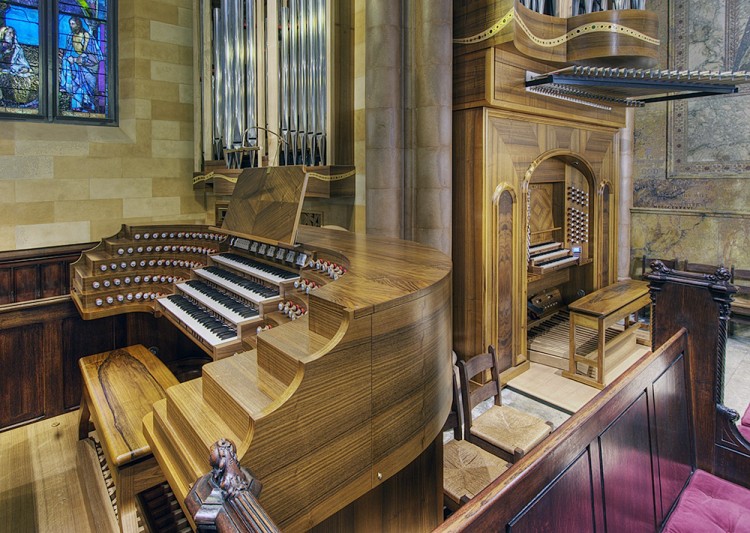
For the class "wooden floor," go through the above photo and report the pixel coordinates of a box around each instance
[0,411,95,533]
[508,345,650,413]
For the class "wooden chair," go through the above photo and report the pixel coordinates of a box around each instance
[443,353,510,511]
[458,346,553,463]
[730,266,750,336]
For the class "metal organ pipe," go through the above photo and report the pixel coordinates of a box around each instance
[245,0,257,159]
[289,0,299,163]
[210,0,327,165]
[213,7,224,157]
[280,3,291,163]
[521,0,647,15]
[316,0,326,164]
[277,0,327,165]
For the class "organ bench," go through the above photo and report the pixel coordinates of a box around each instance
[77,345,179,533]
[563,279,650,389]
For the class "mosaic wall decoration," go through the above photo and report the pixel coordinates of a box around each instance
[669,0,750,177]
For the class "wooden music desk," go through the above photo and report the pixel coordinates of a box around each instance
[563,280,650,389]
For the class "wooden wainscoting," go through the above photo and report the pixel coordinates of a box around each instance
[0,243,94,305]
[0,243,210,432]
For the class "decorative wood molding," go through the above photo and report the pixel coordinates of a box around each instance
[453,0,659,67]
[186,439,279,532]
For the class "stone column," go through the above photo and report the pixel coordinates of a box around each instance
[365,0,404,239]
[411,0,452,255]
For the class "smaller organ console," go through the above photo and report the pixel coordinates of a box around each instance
[527,241,579,274]
[527,180,591,276]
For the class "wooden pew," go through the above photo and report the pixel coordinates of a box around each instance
[437,262,750,532]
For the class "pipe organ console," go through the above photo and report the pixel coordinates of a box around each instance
[71,166,453,531]
[71,226,334,361]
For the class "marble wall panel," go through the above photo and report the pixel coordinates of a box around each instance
[631,0,750,271]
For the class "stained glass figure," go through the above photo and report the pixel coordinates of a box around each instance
[0,0,41,115]
[57,0,108,118]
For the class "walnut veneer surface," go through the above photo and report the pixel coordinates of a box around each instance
[143,225,454,532]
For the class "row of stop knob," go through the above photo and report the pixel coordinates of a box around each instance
[131,231,226,242]
[91,274,185,290]
[294,279,319,294]
[116,245,218,256]
[98,258,205,273]
[278,300,307,319]
[94,291,165,306]
[312,259,346,280]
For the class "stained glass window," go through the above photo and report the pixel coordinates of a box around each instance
[0,0,115,122]
[0,1,41,115]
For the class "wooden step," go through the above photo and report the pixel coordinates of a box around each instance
[201,351,285,438]
[163,380,244,476]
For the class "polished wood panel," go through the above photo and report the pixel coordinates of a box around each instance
[598,392,656,532]
[0,297,124,431]
[651,355,692,523]
[507,451,596,532]
[565,9,659,68]
[648,264,750,488]
[454,48,627,128]
[0,322,46,429]
[222,166,309,245]
[496,191,515,370]
[141,226,453,531]
[452,108,485,362]
[453,0,659,68]
[0,242,93,305]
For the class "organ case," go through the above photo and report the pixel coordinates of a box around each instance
[452,4,624,375]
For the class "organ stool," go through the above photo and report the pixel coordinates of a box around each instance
[77,345,179,533]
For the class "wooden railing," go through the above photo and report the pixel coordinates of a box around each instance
[438,264,750,531]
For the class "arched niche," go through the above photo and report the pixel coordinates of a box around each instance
[523,150,611,302]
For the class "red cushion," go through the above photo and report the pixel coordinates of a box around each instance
[663,470,750,533]
[742,403,750,427]
[739,423,750,442]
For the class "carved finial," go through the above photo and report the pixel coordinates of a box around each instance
[209,439,260,499]
[650,259,671,274]
[713,266,731,283]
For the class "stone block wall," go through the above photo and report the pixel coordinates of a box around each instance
[0,0,204,251]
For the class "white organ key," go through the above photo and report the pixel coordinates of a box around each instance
[177,282,258,325]
[194,267,280,305]
[158,296,236,347]
[211,253,299,285]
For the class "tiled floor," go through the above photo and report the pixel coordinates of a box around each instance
[450,328,750,445]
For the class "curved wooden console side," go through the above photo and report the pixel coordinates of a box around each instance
[453,0,659,68]
[143,226,453,531]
